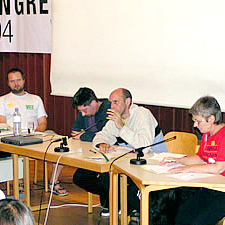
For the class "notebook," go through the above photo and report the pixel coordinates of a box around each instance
[1,135,43,146]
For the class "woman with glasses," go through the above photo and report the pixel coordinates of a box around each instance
[162,96,225,225]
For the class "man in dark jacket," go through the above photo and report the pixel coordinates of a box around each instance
[71,87,111,216]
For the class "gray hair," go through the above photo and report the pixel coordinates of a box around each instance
[0,199,35,225]
[190,96,222,124]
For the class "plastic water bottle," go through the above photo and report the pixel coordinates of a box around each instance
[13,108,21,136]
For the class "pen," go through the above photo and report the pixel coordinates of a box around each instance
[165,160,177,163]
[89,149,97,154]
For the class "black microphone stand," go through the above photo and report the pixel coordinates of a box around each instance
[130,136,176,165]
[54,137,69,152]
[130,148,146,165]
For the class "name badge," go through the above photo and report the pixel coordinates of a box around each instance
[26,105,34,110]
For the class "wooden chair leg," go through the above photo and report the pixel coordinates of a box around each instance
[88,192,93,213]
[33,159,48,192]
[34,160,38,184]
[217,217,225,225]
[45,162,48,192]
[6,181,10,196]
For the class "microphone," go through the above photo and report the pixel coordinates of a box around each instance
[130,136,176,165]
[54,137,69,152]
[54,119,107,152]
[52,136,69,143]
[71,119,107,138]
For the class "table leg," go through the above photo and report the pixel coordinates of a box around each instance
[23,156,30,207]
[140,187,150,225]
[140,185,180,225]
[120,174,127,225]
[88,192,93,213]
[12,154,19,199]
[110,171,118,225]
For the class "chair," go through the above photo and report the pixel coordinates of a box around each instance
[164,131,198,156]
[0,157,23,196]
[33,160,48,192]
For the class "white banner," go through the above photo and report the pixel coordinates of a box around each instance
[0,0,51,53]
[51,0,225,111]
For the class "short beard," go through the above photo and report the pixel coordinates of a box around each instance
[12,88,24,94]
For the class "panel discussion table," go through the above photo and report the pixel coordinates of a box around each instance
[0,134,116,211]
[110,158,225,225]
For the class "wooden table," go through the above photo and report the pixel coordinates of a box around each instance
[0,134,111,211]
[110,157,225,225]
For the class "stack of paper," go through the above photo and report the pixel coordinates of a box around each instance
[86,146,133,161]
[142,163,184,174]
[148,152,186,161]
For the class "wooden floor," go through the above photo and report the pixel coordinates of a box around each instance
[0,160,111,225]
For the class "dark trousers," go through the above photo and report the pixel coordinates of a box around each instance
[127,182,181,225]
[73,168,109,208]
[127,182,209,225]
[175,188,225,225]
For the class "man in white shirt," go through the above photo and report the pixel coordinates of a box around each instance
[92,88,167,217]
[0,68,67,196]
[0,69,47,132]
[93,88,167,153]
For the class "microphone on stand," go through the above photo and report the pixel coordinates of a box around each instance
[71,119,107,138]
[130,136,176,165]
[54,137,69,152]
[54,119,107,152]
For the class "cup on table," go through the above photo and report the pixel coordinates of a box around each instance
[27,121,35,134]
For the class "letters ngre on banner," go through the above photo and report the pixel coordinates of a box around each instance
[0,0,51,53]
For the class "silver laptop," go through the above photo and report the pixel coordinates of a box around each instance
[1,135,43,146]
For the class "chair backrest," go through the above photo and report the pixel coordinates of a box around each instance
[164,131,198,156]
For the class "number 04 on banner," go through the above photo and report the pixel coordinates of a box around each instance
[0,20,13,43]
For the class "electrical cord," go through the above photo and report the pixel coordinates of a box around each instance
[43,151,75,225]
[37,134,55,225]
[109,150,134,173]
[37,140,53,225]
[95,149,134,225]
[50,203,100,209]
[37,135,98,224]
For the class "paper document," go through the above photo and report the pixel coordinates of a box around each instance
[167,173,215,181]
[142,163,184,174]
[142,163,215,180]
[148,152,186,161]
[86,146,133,161]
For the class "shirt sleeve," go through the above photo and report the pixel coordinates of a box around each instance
[71,113,85,131]
[37,96,47,118]
[196,136,204,159]
[80,132,95,142]
[72,113,98,142]
[119,109,157,149]
[92,121,118,149]
[0,96,6,117]
[215,137,225,161]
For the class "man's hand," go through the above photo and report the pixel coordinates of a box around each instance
[99,143,111,153]
[71,130,84,140]
[107,109,124,129]
[36,116,47,132]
